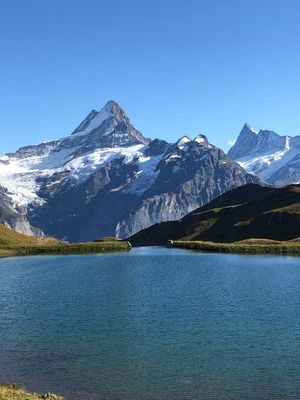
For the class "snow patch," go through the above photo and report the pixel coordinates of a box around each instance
[237,144,299,181]
[73,106,111,136]
[123,154,163,196]
[0,144,145,208]
[176,136,191,149]
[245,123,258,134]
[194,135,206,144]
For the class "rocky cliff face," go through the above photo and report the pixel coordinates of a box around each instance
[129,184,300,245]
[0,187,44,236]
[228,123,300,186]
[0,101,260,241]
[115,137,260,238]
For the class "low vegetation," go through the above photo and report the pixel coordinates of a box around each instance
[129,184,300,247]
[0,383,65,400]
[0,224,131,259]
[94,236,123,242]
[171,238,300,255]
[0,224,60,247]
[0,242,131,258]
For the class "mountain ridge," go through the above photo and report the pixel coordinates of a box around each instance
[0,101,261,240]
[228,124,300,186]
[129,183,300,246]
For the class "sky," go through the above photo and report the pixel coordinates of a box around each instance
[1,0,300,155]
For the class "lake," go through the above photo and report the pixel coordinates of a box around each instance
[0,247,299,400]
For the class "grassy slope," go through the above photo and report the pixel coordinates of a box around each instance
[129,184,300,247]
[0,224,60,246]
[0,383,64,400]
[0,224,130,258]
[171,238,300,254]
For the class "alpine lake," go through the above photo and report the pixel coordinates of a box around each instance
[0,247,299,400]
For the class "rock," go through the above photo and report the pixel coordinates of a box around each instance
[0,101,261,242]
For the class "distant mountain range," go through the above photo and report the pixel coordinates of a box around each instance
[228,123,300,186]
[0,101,260,241]
[129,184,300,246]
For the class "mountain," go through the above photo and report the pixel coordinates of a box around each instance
[129,184,300,245]
[0,186,44,236]
[228,123,300,186]
[0,220,60,259]
[0,101,260,242]
[0,221,57,247]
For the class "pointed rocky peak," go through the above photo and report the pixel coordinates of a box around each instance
[104,100,128,119]
[243,123,258,134]
[71,100,131,136]
[176,136,192,149]
[144,138,170,157]
[65,100,149,149]
[228,123,259,159]
[235,123,258,142]
[193,134,209,145]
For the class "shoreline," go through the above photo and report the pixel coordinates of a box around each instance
[2,239,300,257]
[169,239,300,255]
[0,382,65,399]
[0,241,131,259]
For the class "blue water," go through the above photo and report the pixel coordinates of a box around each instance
[0,247,299,400]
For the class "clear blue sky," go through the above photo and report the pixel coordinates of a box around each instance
[1,0,300,154]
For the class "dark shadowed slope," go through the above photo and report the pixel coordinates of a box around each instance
[0,101,261,242]
[129,184,300,245]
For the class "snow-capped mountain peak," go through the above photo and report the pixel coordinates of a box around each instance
[175,135,209,150]
[176,136,192,148]
[0,101,150,210]
[228,123,300,186]
[71,109,102,135]
[72,100,129,136]
[243,123,258,133]
[0,102,260,240]
[67,100,149,148]
[228,123,258,159]
[194,134,209,145]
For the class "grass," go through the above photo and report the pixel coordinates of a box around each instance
[0,248,19,258]
[170,238,300,255]
[0,383,65,400]
[129,184,300,246]
[0,241,131,258]
[0,223,131,258]
[0,224,60,247]
[94,236,123,242]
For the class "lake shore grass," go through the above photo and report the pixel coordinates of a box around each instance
[170,238,300,255]
[0,383,65,400]
[0,241,131,258]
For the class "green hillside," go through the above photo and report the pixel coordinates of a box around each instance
[129,184,300,246]
[0,224,130,258]
[0,224,59,246]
